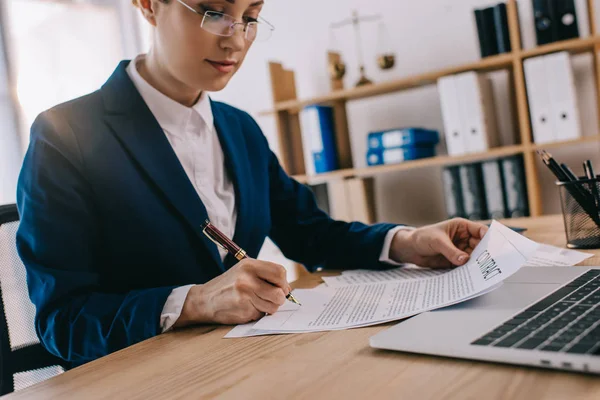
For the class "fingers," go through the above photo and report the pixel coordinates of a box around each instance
[431,234,470,266]
[469,236,480,250]
[249,294,280,315]
[255,279,287,306]
[456,236,482,253]
[418,254,454,269]
[461,219,488,239]
[248,260,290,293]
[232,274,284,317]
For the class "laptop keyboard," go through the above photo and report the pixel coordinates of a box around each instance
[471,269,600,355]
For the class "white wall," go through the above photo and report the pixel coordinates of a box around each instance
[0,1,22,206]
[211,0,600,228]
[1,0,128,206]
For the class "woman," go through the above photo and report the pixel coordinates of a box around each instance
[16,0,487,365]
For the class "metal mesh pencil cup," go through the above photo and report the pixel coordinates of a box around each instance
[556,177,600,249]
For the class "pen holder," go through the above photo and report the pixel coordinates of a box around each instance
[557,177,600,249]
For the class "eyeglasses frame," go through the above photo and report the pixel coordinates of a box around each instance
[175,0,275,41]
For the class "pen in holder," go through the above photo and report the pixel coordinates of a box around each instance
[557,176,600,249]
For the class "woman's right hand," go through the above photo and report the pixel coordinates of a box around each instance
[173,259,291,328]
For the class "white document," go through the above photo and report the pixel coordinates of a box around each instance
[438,76,465,156]
[247,221,538,334]
[321,266,450,288]
[524,56,555,144]
[225,300,304,338]
[321,244,590,289]
[225,284,328,338]
[523,244,592,267]
[225,284,500,338]
[544,52,581,141]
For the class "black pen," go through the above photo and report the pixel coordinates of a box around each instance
[560,163,579,182]
[584,160,600,210]
[537,150,600,226]
[584,160,596,180]
[538,151,568,181]
[560,161,595,203]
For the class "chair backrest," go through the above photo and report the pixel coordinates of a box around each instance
[0,204,65,395]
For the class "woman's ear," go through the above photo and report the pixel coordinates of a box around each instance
[137,0,160,27]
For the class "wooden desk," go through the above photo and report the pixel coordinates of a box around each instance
[7,216,600,400]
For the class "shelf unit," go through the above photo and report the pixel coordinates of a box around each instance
[264,0,600,220]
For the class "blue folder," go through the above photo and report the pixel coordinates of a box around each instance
[368,128,439,150]
[367,146,436,166]
[301,105,339,173]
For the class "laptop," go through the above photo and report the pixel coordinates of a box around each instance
[370,266,600,374]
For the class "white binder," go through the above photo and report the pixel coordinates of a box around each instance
[524,55,555,144]
[455,72,498,153]
[544,51,581,141]
[438,76,465,156]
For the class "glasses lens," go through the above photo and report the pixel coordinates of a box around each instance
[202,11,234,36]
[248,22,273,42]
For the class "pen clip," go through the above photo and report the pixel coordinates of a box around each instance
[202,222,228,251]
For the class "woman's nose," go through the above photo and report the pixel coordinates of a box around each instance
[221,24,248,52]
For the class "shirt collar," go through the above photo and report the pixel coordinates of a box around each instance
[126,55,214,136]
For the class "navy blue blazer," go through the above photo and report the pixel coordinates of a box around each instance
[16,61,397,364]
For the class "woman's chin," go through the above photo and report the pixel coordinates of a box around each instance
[197,69,237,92]
[201,78,231,92]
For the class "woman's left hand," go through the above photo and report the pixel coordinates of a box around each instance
[389,218,489,268]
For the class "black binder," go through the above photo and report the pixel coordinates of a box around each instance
[501,155,530,218]
[458,163,488,221]
[533,0,556,45]
[554,0,580,41]
[481,159,509,219]
[474,7,499,58]
[442,166,466,219]
[493,3,512,53]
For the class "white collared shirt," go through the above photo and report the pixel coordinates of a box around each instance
[126,55,403,332]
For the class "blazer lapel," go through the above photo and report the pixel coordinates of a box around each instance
[212,103,252,270]
[101,61,223,272]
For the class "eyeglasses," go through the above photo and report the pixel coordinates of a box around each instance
[176,0,275,42]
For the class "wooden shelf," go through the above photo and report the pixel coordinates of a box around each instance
[294,145,525,185]
[519,36,599,60]
[293,136,600,185]
[529,134,600,151]
[259,36,600,117]
[257,53,515,116]
[266,0,600,221]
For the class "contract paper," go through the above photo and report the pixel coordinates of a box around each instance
[225,284,501,338]
[321,245,590,288]
[321,240,591,289]
[321,266,450,288]
[523,244,592,267]
[228,221,538,336]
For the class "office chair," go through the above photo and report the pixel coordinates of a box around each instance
[0,204,66,395]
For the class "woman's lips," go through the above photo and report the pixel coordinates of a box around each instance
[206,60,236,73]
